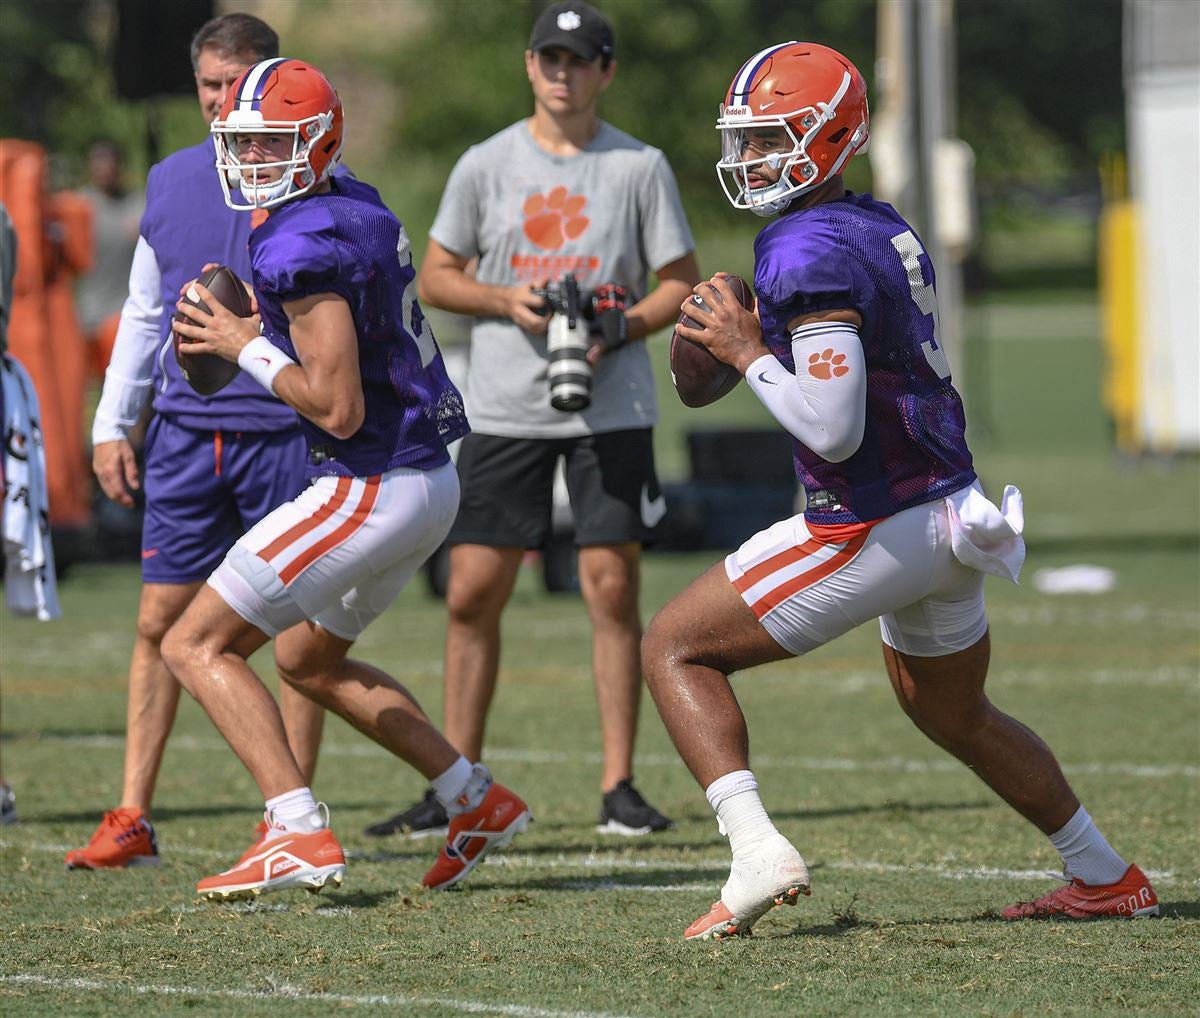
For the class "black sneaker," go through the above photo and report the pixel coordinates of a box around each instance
[363,788,449,838]
[597,778,674,836]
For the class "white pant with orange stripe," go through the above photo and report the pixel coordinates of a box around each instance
[726,485,993,658]
[209,462,459,641]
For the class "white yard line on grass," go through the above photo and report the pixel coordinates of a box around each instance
[1,839,1185,886]
[0,974,641,1018]
[28,733,1200,779]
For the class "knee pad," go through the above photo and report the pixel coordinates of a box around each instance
[209,544,307,637]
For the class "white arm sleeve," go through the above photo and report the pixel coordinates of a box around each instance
[91,235,161,444]
[744,320,867,463]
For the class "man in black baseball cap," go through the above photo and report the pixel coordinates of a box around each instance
[365,0,699,846]
[529,1,615,64]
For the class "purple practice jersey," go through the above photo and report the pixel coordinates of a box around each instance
[250,176,469,480]
[754,193,976,525]
[141,140,297,431]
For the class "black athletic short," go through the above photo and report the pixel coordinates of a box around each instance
[448,429,664,548]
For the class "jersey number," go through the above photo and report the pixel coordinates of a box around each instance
[890,230,951,380]
[396,226,438,367]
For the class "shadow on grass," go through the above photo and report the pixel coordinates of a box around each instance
[766,901,1200,940]
[1,727,125,742]
[525,799,997,844]
[1158,900,1200,920]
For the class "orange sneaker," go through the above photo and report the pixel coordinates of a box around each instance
[1002,864,1159,920]
[65,807,160,870]
[421,783,531,890]
[196,827,346,901]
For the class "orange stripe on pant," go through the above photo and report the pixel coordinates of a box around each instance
[257,476,352,566]
[731,518,879,596]
[746,531,870,617]
[733,535,828,595]
[278,476,381,586]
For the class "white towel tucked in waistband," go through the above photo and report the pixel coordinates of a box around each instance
[946,481,1025,584]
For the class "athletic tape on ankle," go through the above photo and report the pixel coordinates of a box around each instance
[704,769,759,811]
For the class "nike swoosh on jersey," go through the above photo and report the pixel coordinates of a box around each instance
[640,484,667,528]
[757,370,777,384]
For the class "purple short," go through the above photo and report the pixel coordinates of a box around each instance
[140,415,306,584]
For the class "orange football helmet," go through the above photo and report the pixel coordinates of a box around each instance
[211,58,344,211]
[717,42,869,216]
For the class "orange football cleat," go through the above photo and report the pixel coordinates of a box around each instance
[1001,864,1159,920]
[685,885,809,941]
[196,827,346,901]
[684,833,811,941]
[421,782,531,890]
[65,807,160,869]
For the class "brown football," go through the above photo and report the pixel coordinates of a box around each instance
[173,264,252,396]
[670,274,753,408]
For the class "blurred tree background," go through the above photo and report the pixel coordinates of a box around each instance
[0,0,1122,287]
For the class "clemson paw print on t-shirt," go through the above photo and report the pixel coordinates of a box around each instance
[808,348,850,380]
[523,187,590,250]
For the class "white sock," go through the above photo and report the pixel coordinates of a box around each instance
[432,758,491,817]
[1050,805,1128,885]
[705,770,779,854]
[264,787,324,839]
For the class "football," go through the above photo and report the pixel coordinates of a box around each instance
[670,274,754,408]
[173,264,252,396]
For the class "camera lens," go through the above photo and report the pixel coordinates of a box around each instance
[547,312,591,412]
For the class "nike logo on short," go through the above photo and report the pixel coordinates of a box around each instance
[142,549,159,559]
[640,484,667,528]
[757,371,777,384]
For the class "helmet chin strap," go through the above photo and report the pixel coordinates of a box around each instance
[240,171,295,208]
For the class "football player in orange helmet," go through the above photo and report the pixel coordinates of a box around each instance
[167,57,530,900]
[642,41,1158,940]
[211,58,345,210]
[716,41,870,216]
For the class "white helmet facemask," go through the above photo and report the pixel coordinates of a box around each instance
[716,100,843,217]
[211,110,334,211]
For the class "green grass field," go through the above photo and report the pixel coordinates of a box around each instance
[2,290,1198,1016]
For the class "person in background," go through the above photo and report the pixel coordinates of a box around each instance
[367,1,698,841]
[76,139,143,380]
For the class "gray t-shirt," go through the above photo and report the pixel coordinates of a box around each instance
[76,186,144,333]
[430,119,694,438]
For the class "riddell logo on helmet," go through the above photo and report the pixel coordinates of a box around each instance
[724,105,753,120]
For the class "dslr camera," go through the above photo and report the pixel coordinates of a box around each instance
[533,273,627,412]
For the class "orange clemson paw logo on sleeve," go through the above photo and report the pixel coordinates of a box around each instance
[807,348,850,380]
[523,187,590,250]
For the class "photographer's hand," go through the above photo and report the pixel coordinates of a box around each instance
[507,280,551,334]
[417,239,552,334]
[585,282,628,366]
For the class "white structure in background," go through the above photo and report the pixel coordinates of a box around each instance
[1125,0,1200,451]
[870,0,976,402]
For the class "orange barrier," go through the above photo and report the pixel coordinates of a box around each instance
[0,139,94,528]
